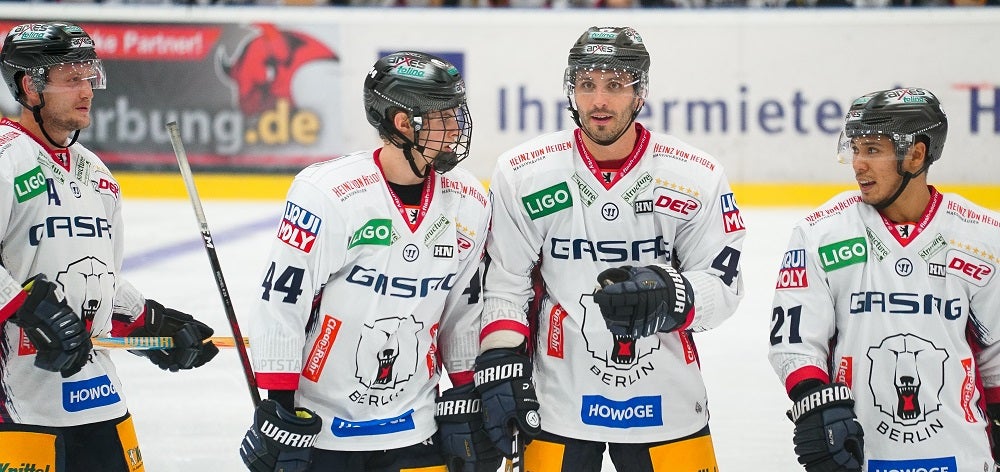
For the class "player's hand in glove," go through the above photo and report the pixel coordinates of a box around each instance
[240,399,321,472]
[986,403,1000,462]
[593,264,694,338]
[473,346,541,458]
[436,383,502,472]
[12,274,92,378]
[787,382,864,472]
[129,299,218,371]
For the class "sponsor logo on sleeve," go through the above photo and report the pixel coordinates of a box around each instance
[581,395,662,428]
[776,249,808,289]
[946,250,994,287]
[835,356,853,388]
[818,237,867,272]
[652,187,700,221]
[14,165,47,203]
[867,456,956,472]
[720,192,744,233]
[331,409,415,437]
[349,219,392,249]
[522,182,573,220]
[302,315,342,382]
[960,358,976,423]
[547,305,567,359]
[278,201,322,252]
[62,375,122,412]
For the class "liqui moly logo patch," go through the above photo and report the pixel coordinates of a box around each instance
[720,192,744,233]
[776,249,808,289]
[277,201,322,252]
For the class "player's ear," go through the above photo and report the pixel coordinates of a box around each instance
[392,111,412,136]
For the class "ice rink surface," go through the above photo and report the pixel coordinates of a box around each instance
[114,199,810,471]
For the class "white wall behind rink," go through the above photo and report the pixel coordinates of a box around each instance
[4,5,999,185]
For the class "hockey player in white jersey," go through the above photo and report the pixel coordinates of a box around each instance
[239,51,496,472]
[478,26,745,471]
[769,87,1000,472]
[0,22,219,472]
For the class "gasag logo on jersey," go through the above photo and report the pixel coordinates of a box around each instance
[550,235,670,262]
[849,292,963,320]
[331,409,416,437]
[522,182,573,220]
[720,192,744,233]
[29,216,112,246]
[776,249,808,289]
[278,201,322,252]
[63,375,122,412]
[652,187,700,221]
[349,219,392,249]
[868,456,956,472]
[868,334,947,443]
[14,165,46,203]
[581,395,662,428]
[303,315,342,382]
[345,265,457,298]
[946,249,994,287]
[620,172,652,204]
[570,173,598,207]
[865,227,890,262]
[818,237,867,272]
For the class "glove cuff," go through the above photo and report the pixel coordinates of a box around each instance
[787,383,854,424]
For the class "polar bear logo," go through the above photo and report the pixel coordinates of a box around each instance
[579,294,660,370]
[867,334,948,426]
[355,316,423,390]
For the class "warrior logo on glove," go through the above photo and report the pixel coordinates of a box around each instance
[593,264,695,338]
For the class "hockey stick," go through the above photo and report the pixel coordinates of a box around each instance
[504,429,523,472]
[166,121,261,406]
[93,336,248,350]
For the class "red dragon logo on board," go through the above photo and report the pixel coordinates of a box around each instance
[217,24,338,115]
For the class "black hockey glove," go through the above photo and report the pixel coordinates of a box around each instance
[240,399,321,472]
[473,347,541,458]
[12,274,91,378]
[987,403,1000,462]
[129,299,218,371]
[787,382,864,472]
[593,264,694,338]
[436,383,503,472]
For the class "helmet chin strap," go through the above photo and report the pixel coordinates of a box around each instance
[383,117,431,180]
[873,161,926,211]
[568,97,642,147]
[26,93,80,149]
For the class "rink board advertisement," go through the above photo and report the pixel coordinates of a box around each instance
[0,8,998,185]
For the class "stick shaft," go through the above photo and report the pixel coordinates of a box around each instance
[93,336,247,350]
[165,121,260,406]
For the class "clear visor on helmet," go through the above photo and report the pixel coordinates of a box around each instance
[836,130,915,164]
[563,66,648,99]
[33,59,106,94]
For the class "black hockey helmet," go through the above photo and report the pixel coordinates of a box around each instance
[1,22,105,107]
[363,50,472,176]
[564,26,650,101]
[838,87,948,167]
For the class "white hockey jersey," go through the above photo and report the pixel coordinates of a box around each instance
[249,149,490,451]
[769,187,1000,470]
[484,124,745,443]
[0,118,136,427]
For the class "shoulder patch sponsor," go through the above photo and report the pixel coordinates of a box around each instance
[522,182,573,220]
[776,249,808,289]
[278,201,322,252]
[349,218,392,249]
[804,195,863,226]
[818,237,867,272]
[946,249,994,287]
[720,192,744,233]
[14,165,47,203]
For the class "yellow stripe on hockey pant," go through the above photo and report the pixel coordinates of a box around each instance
[523,438,566,472]
[648,433,718,472]
[116,415,145,472]
[0,429,59,470]
[400,466,446,471]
